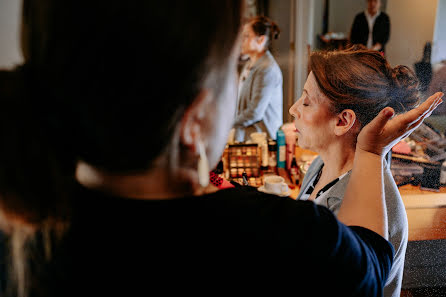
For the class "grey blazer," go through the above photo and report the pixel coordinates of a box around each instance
[297,156,409,297]
[234,51,283,141]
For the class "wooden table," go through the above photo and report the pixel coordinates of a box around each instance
[399,185,446,241]
[398,185,446,290]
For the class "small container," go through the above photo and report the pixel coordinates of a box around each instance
[289,156,300,185]
[276,129,286,168]
[215,160,224,174]
[237,156,244,167]
[230,156,237,167]
[222,146,229,173]
[252,167,259,177]
[245,168,253,177]
[260,140,269,169]
[268,140,277,170]
[242,172,249,185]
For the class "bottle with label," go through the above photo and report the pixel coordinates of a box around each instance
[260,140,269,171]
[276,129,286,168]
[268,139,277,172]
[289,155,300,185]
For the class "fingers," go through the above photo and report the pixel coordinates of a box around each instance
[397,93,444,139]
[428,92,445,102]
[398,92,443,127]
[366,107,395,134]
[412,94,443,125]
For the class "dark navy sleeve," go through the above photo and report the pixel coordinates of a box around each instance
[308,204,394,296]
[335,225,394,296]
[272,198,394,297]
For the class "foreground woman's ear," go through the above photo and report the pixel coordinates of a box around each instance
[333,109,357,136]
[179,89,213,187]
[180,89,213,153]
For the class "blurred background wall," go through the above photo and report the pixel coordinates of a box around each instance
[432,0,446,65]
[1,0,444,121]
[386,0,437,70]
[0,0,23,69]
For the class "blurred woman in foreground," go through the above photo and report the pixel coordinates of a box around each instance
[0,0,442,296]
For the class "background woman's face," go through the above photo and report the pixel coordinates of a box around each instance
[289,72,337,152]
[240,23,260,57]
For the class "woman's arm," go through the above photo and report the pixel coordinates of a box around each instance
[337,92,444,238]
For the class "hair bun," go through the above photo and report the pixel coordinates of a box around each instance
[271,22,280,40]
[392,65,418,88]
[388,65,420,112]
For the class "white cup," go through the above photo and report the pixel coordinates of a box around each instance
[264,175,289,195]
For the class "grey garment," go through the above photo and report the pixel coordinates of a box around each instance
[234,51,283,142]
[297,156,409,297]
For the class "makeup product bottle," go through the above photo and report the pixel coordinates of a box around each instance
[260,140,269,171]
[268,139,277,173]
[276,129,286,168]
[290,156,300,185]
[242,172,249,186]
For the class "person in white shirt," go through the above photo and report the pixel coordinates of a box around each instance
[350,0,390,53]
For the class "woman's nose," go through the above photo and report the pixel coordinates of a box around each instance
[289,100,300,118]
[288,105,294,117]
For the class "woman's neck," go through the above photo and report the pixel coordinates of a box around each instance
[318,141,356,182]
[75,161,201,200]
[249,50,266,65]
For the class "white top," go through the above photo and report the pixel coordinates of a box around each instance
[364,10,381,48]
[299,168,350,201]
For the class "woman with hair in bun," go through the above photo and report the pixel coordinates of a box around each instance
[293,46,420,297]
[234,16,283,141]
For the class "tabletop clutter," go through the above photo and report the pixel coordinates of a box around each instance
[390,122,446,191]
[217,123,317,196]
[215,121,446,196]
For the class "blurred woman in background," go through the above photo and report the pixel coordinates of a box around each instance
[234,16,283,142]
